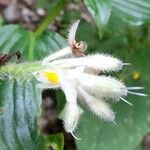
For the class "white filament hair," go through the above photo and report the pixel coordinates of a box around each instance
[77,73,127,99]
[67,20,80,45]
[42,46,72,65]
[127,87,148,97]
[50,54,124,72]
[78,87,115,121]
[63,102,81,132]
[120,97,133,106]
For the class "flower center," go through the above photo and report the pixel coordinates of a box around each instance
[43,71,59,85]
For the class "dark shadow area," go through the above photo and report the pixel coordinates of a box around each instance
[39,89,76,150]
[141,133,150,150]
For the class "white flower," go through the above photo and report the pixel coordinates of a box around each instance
[33,20,147,139]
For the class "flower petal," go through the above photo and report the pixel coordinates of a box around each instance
[78,87,115,121]
[42,20,81,64]
[78,73,127,100]
[50,54,123,72]
[67,20,80,45]
[63,102,81,132]
[60,80,77,103]
[42,46,72,64]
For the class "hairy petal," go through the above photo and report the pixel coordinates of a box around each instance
[78,73,127,100]
[78,87,115,121]
[42,20,81,65]
[50,54,123,72]
[42,46,72,64]
[63,102,81,132]
[60,80,77,103]
[67,20,80,45]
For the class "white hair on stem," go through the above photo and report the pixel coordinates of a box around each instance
[50,54,124,72]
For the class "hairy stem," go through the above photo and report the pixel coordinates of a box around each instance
[0,62,43,81]
[28,32,36,61]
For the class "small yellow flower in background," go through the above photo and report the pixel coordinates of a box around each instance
[132,71,141,80]
[33,20,147,140]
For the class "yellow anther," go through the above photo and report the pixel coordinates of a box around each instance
[132,71,141,80]
[43,71,59,85]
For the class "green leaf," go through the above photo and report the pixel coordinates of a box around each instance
[45,133,64,150]
[75,23,150,150]
[84,0,112,39]
[0,25,66,150]
[84,0,150,39]
[0,80,44,150]
[112,0,150,25]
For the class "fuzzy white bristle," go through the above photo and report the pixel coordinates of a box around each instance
[127,87,144,90]
[127,87,147,97]
[120,97,133,106]
[123,63,131,66]
[63,102,81,132]
[50,54,123,72]
[70,131,82,140]
[67,20,80,45]
[78,87,115,121]
[78,73,127,100]
[127,91,148,97]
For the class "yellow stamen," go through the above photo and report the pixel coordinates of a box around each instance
[43,71,59,84]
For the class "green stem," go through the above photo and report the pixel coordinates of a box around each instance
[28,32,36,61]
[35,0,67,37]
[0,62,43,82]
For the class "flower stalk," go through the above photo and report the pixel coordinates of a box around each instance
[0,62,43,82]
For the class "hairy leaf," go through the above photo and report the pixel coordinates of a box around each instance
[75,21,150,150]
